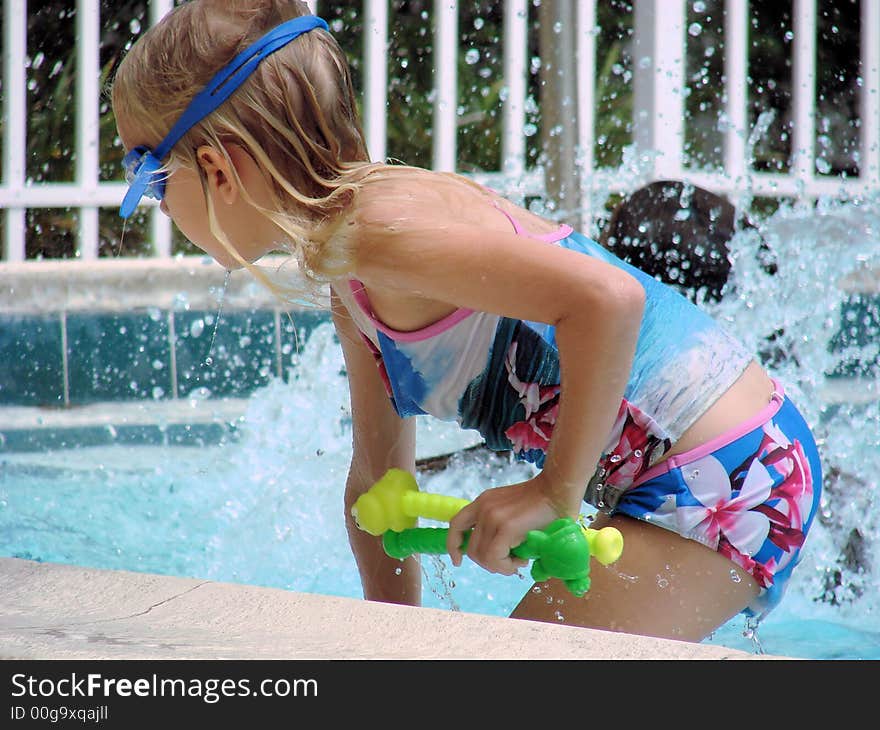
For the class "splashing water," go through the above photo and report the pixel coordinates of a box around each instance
[1,197,879,659]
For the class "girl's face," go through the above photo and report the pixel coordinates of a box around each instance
[117,117,281,270]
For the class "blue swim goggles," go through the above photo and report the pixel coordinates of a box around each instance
[119,14,329,218]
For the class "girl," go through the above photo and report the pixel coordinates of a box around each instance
[111,0,822,642]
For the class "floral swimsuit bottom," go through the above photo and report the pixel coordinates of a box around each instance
[606,380,822,618]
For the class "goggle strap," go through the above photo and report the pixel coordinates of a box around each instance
[153,15,328,160]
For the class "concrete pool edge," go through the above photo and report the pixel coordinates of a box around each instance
[0,558,788,660]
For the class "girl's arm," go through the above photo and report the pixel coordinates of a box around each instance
[352,187,645,576]
[331,289,421,606]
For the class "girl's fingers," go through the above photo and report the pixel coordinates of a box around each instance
[447,505,476,566]
[446,490,531,575]
[446,525,465,567]
[488,532,529,575]
[461,522,525,576]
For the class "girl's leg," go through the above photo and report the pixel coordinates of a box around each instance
[509,512,759,642]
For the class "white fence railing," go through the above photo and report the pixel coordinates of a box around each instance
[2,0,879,264]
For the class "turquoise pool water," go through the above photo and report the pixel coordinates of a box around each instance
[2,200,879,659]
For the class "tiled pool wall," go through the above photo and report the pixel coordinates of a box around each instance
[0,258,329,452]
[829,293,880,377]
[0,306,328,407]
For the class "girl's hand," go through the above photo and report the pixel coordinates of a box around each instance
[446,472,568,575]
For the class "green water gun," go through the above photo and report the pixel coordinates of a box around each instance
[351,468,624,597]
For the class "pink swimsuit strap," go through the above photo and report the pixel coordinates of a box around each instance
[492,202,573,242]
[347,279,474,342]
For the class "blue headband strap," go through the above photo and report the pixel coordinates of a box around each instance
[154,15,328,159]
[119,14,328,218]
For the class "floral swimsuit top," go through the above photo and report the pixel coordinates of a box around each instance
[334,211,753,501]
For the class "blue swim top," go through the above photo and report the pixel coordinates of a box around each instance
[334,209,753,503]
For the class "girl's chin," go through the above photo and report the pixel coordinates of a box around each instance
[205,243,271,270]
[199,248,245,270]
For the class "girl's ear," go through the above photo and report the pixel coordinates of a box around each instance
[197,144,267,207]
[196,145,238,205]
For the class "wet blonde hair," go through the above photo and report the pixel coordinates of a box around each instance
[111,0,378,302]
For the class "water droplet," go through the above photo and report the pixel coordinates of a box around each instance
[188,387,212,402]
[674,208,692,221]
[730,569,742,583]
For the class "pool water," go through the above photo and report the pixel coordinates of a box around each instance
[2,408,878,661]
[2,199,879,660]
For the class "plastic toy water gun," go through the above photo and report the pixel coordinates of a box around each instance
[351,468,624,597]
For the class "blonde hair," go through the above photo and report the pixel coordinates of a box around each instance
[111,0,379,303]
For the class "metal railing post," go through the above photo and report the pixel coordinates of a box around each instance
[792,0,817,199]
[862,0,880,188]
[149,0,175,257]
[633,0,686,182]
[2,0,27,262]
[576,0,597,225]
[76,0,101,260]
[501,1,528,183]
[364,0,388,164]
[538,0,580,228]
[433,1,458,172]
[724,0,749,208]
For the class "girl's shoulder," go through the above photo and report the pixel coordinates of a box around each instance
[355,166,486,217]
[350,165,556,238]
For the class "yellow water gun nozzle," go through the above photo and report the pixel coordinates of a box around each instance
[351,467,470,536]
